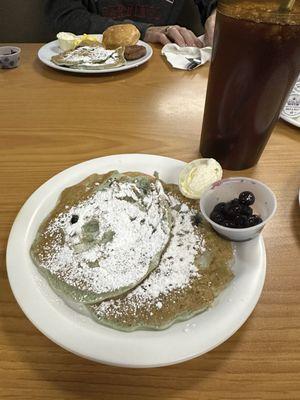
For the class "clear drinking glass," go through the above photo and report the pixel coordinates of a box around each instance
[200,0,300,170]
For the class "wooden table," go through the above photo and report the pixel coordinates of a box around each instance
[1,44,299,400]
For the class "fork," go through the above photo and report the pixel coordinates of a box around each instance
[185,57,202,70]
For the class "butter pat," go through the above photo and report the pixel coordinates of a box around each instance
[57,32,81,51]
[179,158,222,199]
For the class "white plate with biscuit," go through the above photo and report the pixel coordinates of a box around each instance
[38,34,153,74]
[6,154,266,368]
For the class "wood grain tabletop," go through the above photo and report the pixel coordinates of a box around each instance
[0,43,299,400]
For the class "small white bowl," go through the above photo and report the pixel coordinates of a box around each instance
[199,177,277,242]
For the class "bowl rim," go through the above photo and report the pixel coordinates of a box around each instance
[0,46,21,58]
[199,177,277,233]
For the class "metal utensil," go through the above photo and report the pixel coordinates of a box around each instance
[185,57,202,70]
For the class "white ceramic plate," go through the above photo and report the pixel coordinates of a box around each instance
[38,35,153,74]
[281,114,300,128]
[281,75,300,128]
[6,154,266,368]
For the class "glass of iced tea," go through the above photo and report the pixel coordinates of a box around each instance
[200,0,300,170]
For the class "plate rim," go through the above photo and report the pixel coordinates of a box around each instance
[37,35,153,74]
[281,114,300,128]
[6,154,266,368]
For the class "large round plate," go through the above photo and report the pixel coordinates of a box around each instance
[7,154,266,368]
[38,35,153,74]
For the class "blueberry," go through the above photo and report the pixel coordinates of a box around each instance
[253,215,263,225]
[246,214,262,227]
[223,220,236,228]
[70,214,79,224]
[225,203,242,219]
[246,216,255,227]
[234,214,248,228]
[210,211,225,225]
[239,191,255,206]
[241,205,253,217]
[213,202,226,214]
[231,198,240,206]
[191,213,202,226]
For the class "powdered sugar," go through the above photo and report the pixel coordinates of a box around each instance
[35,177,172,299]
[92,195,207,319]
[64,46,118,64]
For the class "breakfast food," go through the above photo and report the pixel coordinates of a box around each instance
[179,158,223,199]
[31,169,234,331]
[57,32,80,51]
[124,45,147,61]
[31,171,173,303]
[51,46,125,70]
[79,34,101,47]
[57,32,100,51]
[89,183,233,331]
[53,30,148,71]
[102,24,140,49]
[210,191,263,228]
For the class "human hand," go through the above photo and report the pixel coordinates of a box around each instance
[204,9,216,47]
[144,25,203,47]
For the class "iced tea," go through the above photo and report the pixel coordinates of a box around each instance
[200,0,300,170]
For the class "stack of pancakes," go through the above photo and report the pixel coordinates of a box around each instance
[31,171,233,331]
[52,46,126,70]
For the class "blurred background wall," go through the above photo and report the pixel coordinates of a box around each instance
[0,1,53,42]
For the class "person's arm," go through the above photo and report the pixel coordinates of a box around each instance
[196,0,218,26]
[196,1,218,46]
[203,8,216,46]
[45,0,152,38]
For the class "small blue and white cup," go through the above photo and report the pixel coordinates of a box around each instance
[0,46,21,69]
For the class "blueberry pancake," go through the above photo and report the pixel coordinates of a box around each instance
[51,45,125,69]
[31,171,173,304]
[88,183,234,331]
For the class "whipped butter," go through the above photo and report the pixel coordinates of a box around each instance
[179,158,222,199]
[57,32,80,51]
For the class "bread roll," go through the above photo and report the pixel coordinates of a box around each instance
[102,24,140,50]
